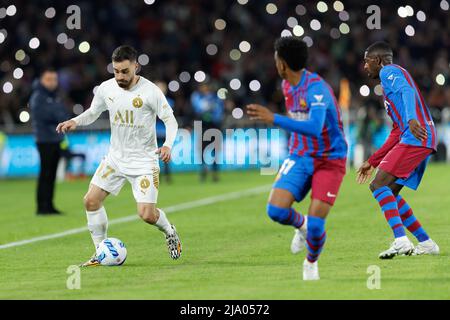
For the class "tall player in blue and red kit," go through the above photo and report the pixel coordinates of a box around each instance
[358,41,439,259]
[246,37,347,280]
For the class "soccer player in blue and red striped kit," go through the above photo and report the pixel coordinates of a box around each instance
[247,37,348,280]
[358,41,439,259]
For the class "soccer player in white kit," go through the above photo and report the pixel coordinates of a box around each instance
[56,45,181,266]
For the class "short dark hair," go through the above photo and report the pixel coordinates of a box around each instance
[40,66,56,74]
[366,41,393,57]
[112,45,138,62]
[274,36,308,71]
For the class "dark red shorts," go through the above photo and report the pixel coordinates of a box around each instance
[378,144,433,179]
[311,158,347,206]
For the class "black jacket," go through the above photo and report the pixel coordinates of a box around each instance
[29,80,69,143]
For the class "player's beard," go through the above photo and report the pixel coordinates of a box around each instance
[116,76,134,89]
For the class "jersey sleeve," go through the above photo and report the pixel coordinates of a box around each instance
[273,83,328,137]
[155,87,174,119]
[72,83,107,126]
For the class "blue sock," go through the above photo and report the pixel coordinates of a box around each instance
[396,195,429,242]
[372,186,406,238]
[306,216,326,263]
[266,204,305,228]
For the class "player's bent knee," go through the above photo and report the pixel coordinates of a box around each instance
[266,203,289,223]
[138,205,158,224]
[83,194,102,211]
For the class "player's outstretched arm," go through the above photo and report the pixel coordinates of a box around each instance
[56,119,77,134]
[246,104,326,138]
[356,161,375,184]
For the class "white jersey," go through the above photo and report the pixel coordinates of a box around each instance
[75,76,176,175]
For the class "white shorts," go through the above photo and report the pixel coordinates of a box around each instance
[90,157,160,203]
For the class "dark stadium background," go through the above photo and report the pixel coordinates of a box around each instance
[0,0,449,176]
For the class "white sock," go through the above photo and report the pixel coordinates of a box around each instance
[86,206,108,249]
[395,235,409,243]
[155,208,172,235]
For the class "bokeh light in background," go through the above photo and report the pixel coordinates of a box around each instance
[436,74,446,86]
[13,68,23,79]
[229,78,241,91]
[206,44,218,56]
[3,81,13,94]
[249,80,261,92]
[266,3,277,15]
[179,71,191,83]
[19,110,30,123]
[138,53,149,66]
[359,85,370,97]
[214,19,226,30]
[168,80,180,92]
[45,7,56,19]
[78,41,90,54]
[232,107,244,119]
[29,37,40,49]
[194,71,206,83]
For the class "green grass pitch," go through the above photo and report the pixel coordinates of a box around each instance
[0,165,449,299]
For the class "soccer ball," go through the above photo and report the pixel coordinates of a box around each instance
[96,238,127,266]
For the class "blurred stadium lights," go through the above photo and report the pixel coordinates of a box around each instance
[338,10,349,21]
[29,37,40,49]
[266,3,277,15]
[292,25,304,37]
[416,10,426,21]
[303,36,313,47]
[317,2,328,13]
[295,4,306,15]
[194,71,206,83]
[179,71,191,83]
[214,18,226,30]
[405,25,415,37]
[144,0,156,5]
[441,0,449,11]
[310,19,321,31]
[280,29,292,37]
[217,88,228,100]
[168,80,180,92]
[206,44,218,56]
[45,7,56,19]
[6,5,17,17]
[72,104,84,115]
[13,67,23,80]
[57,33,68,44]
[229,49,241,61]
[238,41,251,53]
[3,81,13,94]
[19,110,30,123]
[286,17,298,28]
[229,78,241,91]
[231,107,244,119]
[333,1,344,12]
[339,23,350,34]
[237,0,249,5]
[436,74,446,86]
[249,80,261,92]
[359,85,370,97]
[138,53,149,66]
[78,41,90,54]
[374,84,383,96]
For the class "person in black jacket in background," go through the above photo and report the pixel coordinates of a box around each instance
[29,68,69,215]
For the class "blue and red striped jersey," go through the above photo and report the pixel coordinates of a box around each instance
[279,69,347,160]
[379,64,437,151]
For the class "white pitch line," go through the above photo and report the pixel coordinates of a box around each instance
[0,184,271,250]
